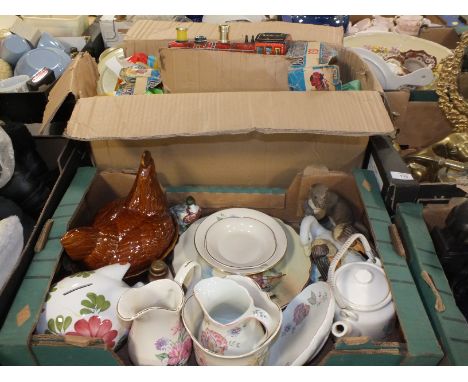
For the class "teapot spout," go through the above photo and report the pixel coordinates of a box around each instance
[117,279,184,321]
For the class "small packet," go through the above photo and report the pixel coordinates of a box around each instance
[119,67,161,83]
[115,76,163,96]
[289,64,341,91]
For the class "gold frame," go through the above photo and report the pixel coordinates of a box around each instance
[436,32,468,133]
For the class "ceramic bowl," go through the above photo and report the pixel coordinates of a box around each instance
[36,263,132,350]
[14,47,71,79]
[0,34,31,66]
[0,75,29,93]
[182,275,282,365]
[37,32,66,52]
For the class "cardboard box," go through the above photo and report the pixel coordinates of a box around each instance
[0,167,443,365]
[0,138,88,327]
[395,202,468,365]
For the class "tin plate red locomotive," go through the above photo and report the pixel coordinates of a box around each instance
[168,25,291,55]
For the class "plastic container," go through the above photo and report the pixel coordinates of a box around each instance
[21,16,89,37]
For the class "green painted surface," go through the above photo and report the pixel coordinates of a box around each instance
[323,352,402,366]
[33,344,122,366]
[396,203,468,365]
[353,169,444,365]
[0,167,97,366]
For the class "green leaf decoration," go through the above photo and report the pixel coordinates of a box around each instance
[46,284,58,302]
[56,315,64,332]
[86,292,97,304]
[156,353,168,360]
[70,271,94,278]
[47,319,56,334]
[80,293,111,314]
[81,299,94,309]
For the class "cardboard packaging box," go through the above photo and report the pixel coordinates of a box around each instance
[0,138,88,327]
[395,202,468,365]
[0,167,444,365]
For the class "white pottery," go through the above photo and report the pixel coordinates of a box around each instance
[327,233,396,340]
[116,261,200,366]
[36,263,132,350]
[0,216,23,291]
[173,218,310,308]
[182,275,282,365]
[194,208,287,275]
[205,217,276,268]
[266,281,335,365]
[194,277,276,356]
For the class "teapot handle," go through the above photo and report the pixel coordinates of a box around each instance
[174,260,201,295]
[327,233,376,309]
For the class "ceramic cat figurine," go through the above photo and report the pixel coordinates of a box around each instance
[61,151,177,277]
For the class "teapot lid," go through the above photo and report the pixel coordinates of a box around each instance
[335,262,391,310]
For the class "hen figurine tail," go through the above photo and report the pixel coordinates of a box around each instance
[61,227,99,261]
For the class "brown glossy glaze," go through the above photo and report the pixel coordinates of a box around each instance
[61,151,176,277]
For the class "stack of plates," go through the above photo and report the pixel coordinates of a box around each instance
[194,208,287,275]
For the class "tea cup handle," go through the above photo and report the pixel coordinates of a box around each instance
[327,233,375,309]
[174,260,201,295]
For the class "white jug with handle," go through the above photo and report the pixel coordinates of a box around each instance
[327,233,396,340]
[194,277,276,356]
[117,261,200,365]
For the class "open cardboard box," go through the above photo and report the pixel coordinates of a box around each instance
[0,165,444,365]
[395,199,468,365]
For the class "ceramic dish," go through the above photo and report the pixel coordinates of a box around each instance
[194,208,287,275]
[97,47,124,96]
[266,281,335,366]
[173,218,311,308]
[14,47,71,79]
[205,217,277,269]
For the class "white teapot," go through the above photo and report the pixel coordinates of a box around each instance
[36,263,133,349]
[327,233,396,340]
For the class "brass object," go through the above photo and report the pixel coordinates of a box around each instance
[404,133,468,182]
[436,32,468,133]
[148,260,169,282]
[218,24,230,43]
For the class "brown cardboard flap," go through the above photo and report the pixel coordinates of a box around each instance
[65,91,393,140]
[159,46,382,94]
[160,48,290,93]
[41,53,99,133]
[124,20,344,56]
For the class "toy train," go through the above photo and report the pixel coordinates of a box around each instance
[168,25,291,55]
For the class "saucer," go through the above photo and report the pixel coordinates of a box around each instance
[205,217,276,269]
[266,281,335,366]
[173,218,310,308]
[195,208,287,275]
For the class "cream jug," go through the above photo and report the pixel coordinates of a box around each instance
[327,233,396,340]
[194,277,276,356]
[117,261,200,366]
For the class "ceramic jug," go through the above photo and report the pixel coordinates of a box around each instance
[327,233,396,340]
[194,277,276,356]
[117,261,200,366]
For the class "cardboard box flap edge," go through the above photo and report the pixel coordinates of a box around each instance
[65,91,394,141]
[41,52,99,133]
[124,20,344,50]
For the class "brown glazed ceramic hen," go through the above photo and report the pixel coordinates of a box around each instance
[61,151,176,277]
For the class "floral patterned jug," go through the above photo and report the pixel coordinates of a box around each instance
[117,261,200,366]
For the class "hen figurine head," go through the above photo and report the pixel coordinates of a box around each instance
[61,151,177,277]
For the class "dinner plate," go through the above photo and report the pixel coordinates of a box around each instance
[266,281,335,366]
[173,218,311,308]
[194,208,287,275]
[205,217,276,269]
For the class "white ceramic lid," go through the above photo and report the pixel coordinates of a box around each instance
[335,262,391,309]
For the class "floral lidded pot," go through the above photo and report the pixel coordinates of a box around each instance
[36,263,133,349]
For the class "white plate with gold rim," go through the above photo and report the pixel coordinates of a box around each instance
[173,217,310,309]
[194,208,287,275]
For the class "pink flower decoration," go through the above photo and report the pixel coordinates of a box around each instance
[293,303,310,326]
[167,337,192,366]
[200,328,228,355]
[66,315,118,348]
